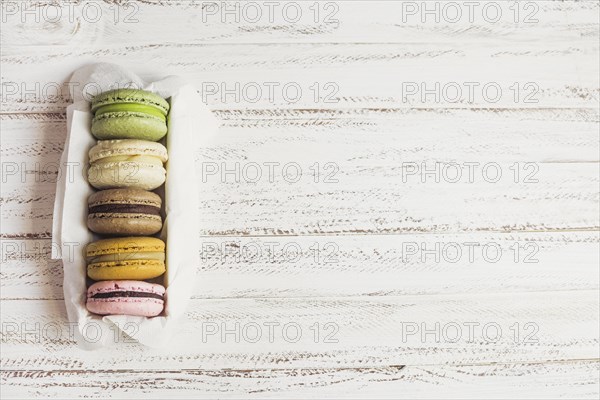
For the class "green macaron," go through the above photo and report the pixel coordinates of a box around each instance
[91,89,170,141]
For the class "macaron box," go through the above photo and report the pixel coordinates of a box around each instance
[85,89,170,318]
[51,63,211,348]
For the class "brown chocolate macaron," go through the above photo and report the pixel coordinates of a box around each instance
[87,189,162,236]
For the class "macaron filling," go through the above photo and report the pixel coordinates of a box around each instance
[88,251,165,264]
[90,291,164,300]
[89,204,161,215]
[87,238,165,257]
[94,103,167,120]
[92,155,165,167]
[91,90,169,115]
[89,140,168,164]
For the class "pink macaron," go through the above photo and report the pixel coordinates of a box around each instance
[86,280,165,317]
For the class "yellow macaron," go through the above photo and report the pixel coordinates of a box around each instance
[86,237,165,281]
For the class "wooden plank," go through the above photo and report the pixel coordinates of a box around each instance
[1,361,598,399]
[2,232,598,300]
[2,42,598,112]
[1,291,598,370]
[4,164,599,237]
[2,1,598,46]
[1,110,598,237]
[2,1,598,115]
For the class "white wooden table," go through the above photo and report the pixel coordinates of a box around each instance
[1,1,599,398]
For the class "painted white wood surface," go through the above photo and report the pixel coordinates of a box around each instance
[2,113,599,237]
[1,1,598,398]
[3,232,599,299]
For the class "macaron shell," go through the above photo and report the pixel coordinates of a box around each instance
[89,140,168,164]
[91,89,170,115]
[87,259,166,280]
[86,237,165,258]
[87,299,164,317]
[88,280,166,295]
[88,162,166,190]
[92,112,167,141]
[87,213,162,236]
[88,188,162,209]
[87,298,163,317]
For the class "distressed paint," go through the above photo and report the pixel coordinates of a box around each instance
[0,1,598,398]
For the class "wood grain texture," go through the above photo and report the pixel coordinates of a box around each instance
[2,42,598,112]
[3,1,598,45]
[2,1,599,113]
[1,291,598,370]
[2,232,599,300]
[2,361,599,399]
[1,0,599,398]
[1,112,599,237]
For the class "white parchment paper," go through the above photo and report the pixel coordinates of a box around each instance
[51,63,218,349]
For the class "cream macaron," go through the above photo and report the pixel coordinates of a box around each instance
[88,139,168,190]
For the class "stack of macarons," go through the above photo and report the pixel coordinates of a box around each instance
[85,89,170,318]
